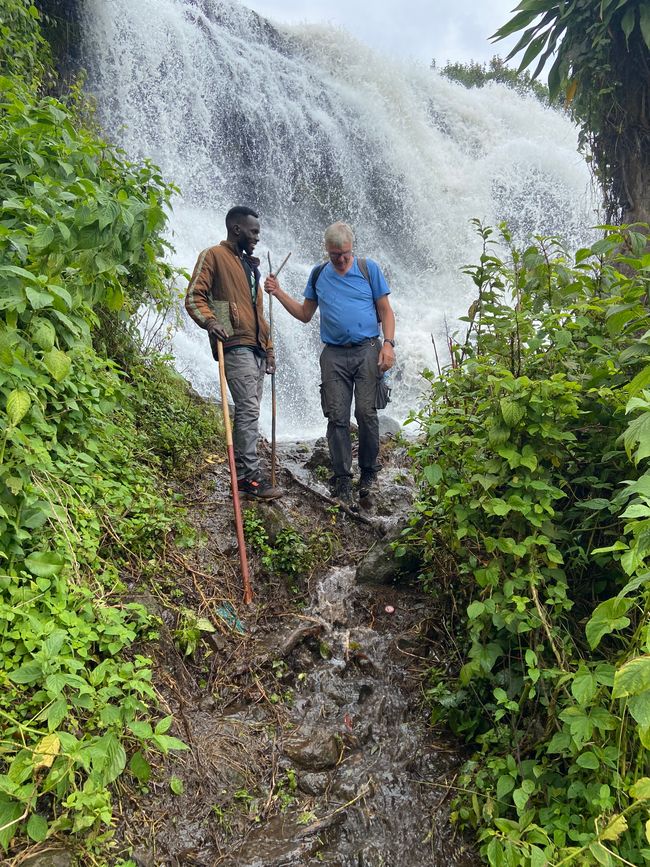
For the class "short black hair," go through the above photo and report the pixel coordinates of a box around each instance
[225,206,259,230]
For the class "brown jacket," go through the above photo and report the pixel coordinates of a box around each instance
[185,240,274,361]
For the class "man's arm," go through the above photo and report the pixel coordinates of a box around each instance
[375,294,395,373]
[185,249,229,341]
[264,275,317,323]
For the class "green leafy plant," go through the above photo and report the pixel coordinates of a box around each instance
[406,221,650,865]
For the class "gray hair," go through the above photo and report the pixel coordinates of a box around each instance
[324,221,354,249]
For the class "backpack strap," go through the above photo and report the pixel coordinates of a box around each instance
[311,257,381,325]
[309,262,328,296]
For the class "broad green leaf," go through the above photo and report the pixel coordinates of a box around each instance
[571,668,598,705]
[628,693,650,727]
[154,715,173,735]
[128,720,153,739]
[25,287,54,310]
[8,660,43,684]
[24,551,65,578]
[30,225,54,251]
[424,463,443,485]
[496,774,515,800]
[585,597,632,649]
[467,601,486,619]
[152,734,188,754]
[589,842,614,866]
[26,813,48,843]
[513,786,529,811]
[31,318,56,350]
[170,776,184,795]
[6,389,31,426]
[129,751,151,783]
[576,750,599,769]
[0,796,24,850]
[43,348,72,382]
[46,698,68,732]
[613,656,650,698]
[500,398,525,427]
[98,732,126,784]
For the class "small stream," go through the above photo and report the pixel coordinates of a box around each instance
[235,565,477,866]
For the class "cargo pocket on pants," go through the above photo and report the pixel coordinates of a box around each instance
[320,382,330,418]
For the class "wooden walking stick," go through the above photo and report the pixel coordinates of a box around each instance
[267,252,277,487]
[216,339,253,605]
[267,251,291,488]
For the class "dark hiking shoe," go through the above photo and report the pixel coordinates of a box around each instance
[238,476,283,500]
[334,476,358,511]
[358,470,378,499]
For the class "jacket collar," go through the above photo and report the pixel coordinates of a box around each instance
[221,239,260,270]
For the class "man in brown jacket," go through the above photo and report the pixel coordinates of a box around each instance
[185,206,282,499]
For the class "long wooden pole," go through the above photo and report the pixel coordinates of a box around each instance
[216,340,253,604]
[267,252,277,487]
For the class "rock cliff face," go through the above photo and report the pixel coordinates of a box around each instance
[36,0,83,83]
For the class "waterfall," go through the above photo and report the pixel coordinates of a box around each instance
[80,0,597,438]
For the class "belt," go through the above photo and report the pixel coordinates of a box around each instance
[325,337,379,349]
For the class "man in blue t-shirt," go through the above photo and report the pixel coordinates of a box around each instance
[264,221,396,508]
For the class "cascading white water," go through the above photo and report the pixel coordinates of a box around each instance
[80,0,597,438]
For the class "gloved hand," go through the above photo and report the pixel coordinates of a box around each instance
[206,319,229,342]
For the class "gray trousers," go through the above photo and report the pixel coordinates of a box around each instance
[319,339,381,480]
[223,348,266,480]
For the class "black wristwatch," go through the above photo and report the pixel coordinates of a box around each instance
[384,338,395,347]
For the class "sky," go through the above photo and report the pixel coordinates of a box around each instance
[244,0,521,66]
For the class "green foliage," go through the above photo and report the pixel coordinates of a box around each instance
[0,6,211,854]
[407,221,650,865]
[0,0,50,87]
[492,0,650,222]
[243,510,316,585]
[434,55,552,104]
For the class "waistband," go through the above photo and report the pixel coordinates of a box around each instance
[324,336,379,349]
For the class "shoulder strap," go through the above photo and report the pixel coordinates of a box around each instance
[309,262,328,297]
[311,257,381,324]
[358,257,370,284]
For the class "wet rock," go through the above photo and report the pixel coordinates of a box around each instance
[131,849,155,867]
[304,437,330,472]
[355,519,420,585]
[298,771,329,795]
[283,727,341,770]
[379,415,402,437]
[248,500,289,544]
[22,850,72,867]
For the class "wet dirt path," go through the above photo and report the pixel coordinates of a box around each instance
[117,439,479,867]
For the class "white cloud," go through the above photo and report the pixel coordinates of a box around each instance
[244,0,520,65]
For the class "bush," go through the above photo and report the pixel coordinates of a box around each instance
[405,221,650,865]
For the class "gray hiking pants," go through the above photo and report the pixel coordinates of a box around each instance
[319,339,381,480]
[223,347,266,480]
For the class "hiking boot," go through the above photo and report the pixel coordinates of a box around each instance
[238,476,283,500]
[358,469,378,499]
[333,476,358,511]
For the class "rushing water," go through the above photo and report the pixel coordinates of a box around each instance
[80,0,597,437]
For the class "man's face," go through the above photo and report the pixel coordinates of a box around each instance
[327,243,353,274]
[235,216,260,256]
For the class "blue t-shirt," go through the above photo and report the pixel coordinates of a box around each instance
[304,257,390,345]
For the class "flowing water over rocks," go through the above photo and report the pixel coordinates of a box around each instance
[114,436,478,867]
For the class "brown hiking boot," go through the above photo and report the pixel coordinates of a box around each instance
[238,476,283,500]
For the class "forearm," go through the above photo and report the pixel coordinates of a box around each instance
[380,306,395,341]
[273,287,311,322]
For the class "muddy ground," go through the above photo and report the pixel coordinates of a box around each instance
[22,434,480,867]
